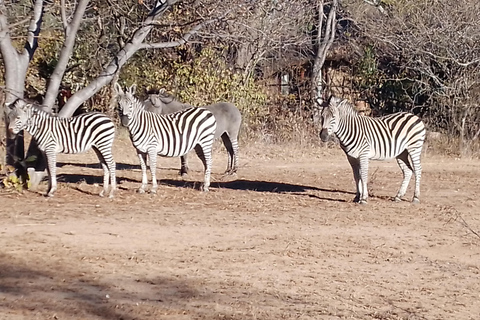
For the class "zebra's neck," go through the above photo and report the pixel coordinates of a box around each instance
[25,108,52,136]
[334,109,364,146]
[337,101,359,118]
[130,97,150,117]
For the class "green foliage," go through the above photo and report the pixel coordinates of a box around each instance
[120,45,270,138]
[356,46,378,88]
[0,158,33,192]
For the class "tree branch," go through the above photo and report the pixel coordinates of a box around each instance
[43,0,90,109]
[24,0,44,60]
[60,0,68,32]
[139,17,222,49]
[58,0,179,118]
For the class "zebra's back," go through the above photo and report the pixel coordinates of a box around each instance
[130,107,216,157]
[354,112,425,160]
[43,112,115,154]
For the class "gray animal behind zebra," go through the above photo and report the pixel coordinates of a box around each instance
[318,96,426,204]
[115,84,217,193]
[7,99,116,198]
[144,89,242,176]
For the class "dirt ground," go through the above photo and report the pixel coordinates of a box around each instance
[1,138,479,320]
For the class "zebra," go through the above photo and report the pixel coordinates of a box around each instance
[319,96,426,204]
[7,99,116,198]
[115,83,217,193]
[144,89,241,176]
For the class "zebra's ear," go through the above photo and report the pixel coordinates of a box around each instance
[14,99,30,111]
[150,95,162,109]
[327,96,340,110]
[5,101,15,110]
[114,82,124,95]
[128,84,137,95]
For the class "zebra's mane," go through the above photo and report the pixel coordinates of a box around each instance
[126,92,149,112]
[332,97,359,117]
[13,100,52,118]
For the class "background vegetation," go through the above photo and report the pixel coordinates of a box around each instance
[1,0,479,157]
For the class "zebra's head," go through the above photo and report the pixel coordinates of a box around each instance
[115,83,138,126]
[7,99,36,135]
[319,96,343,142]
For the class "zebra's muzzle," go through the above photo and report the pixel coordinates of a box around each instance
[7,126,18,137]
[120,115,129,127]
[320,129,330,142]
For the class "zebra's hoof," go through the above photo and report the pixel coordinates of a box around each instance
[394,196,402,202]
[137,188,146,194]
[412,197,420,204]
[200,185,209,192]
[359,200,367,205]
[223,169,236,176]
[149,189,157,195]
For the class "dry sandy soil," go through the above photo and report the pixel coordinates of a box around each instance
[1,138,479,320]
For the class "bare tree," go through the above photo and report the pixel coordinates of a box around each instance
[0,0,44,167]
[1,0,235,185]
[345,0,480,155]
[311,0,338,106]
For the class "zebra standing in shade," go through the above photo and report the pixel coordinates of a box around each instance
[7,99,116,198]
[318,96,426,204]
[115,84,217,193]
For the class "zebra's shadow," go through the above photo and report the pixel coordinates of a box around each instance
[160,178,353,202]
[56,161,142,171]
[54,162,354,201]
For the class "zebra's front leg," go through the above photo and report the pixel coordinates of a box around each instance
[137,152,148,194]
[357,156,370,204]
[394,151,413,202]
[180,154,189,177]
[347,155,361,203]
[45,151,57,197]
[148,149,158,194]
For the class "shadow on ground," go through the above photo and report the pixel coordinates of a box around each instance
[0,252,298,319]
[55,162,355,202]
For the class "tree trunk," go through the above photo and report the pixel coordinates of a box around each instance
[310,0,337,112]
[0,0,43,174]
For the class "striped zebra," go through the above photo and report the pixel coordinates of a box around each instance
[145,89,242,176]
[319,96,426,204]
[115,84,217,193]
[7,99,116,198]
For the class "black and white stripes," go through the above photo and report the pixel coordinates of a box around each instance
[320,96,426,204]
[115,84,217,193]
[7,99,116,197]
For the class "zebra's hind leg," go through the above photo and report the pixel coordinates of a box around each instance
[93,147,112,198]
[408,147,423,204]
[108,160,116,198]
[221,133,238,175]
[394,150,413,202]
[180,155,189,177]
[137,151,148,194]
[45,151,57,197]
[194,144,212,192]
